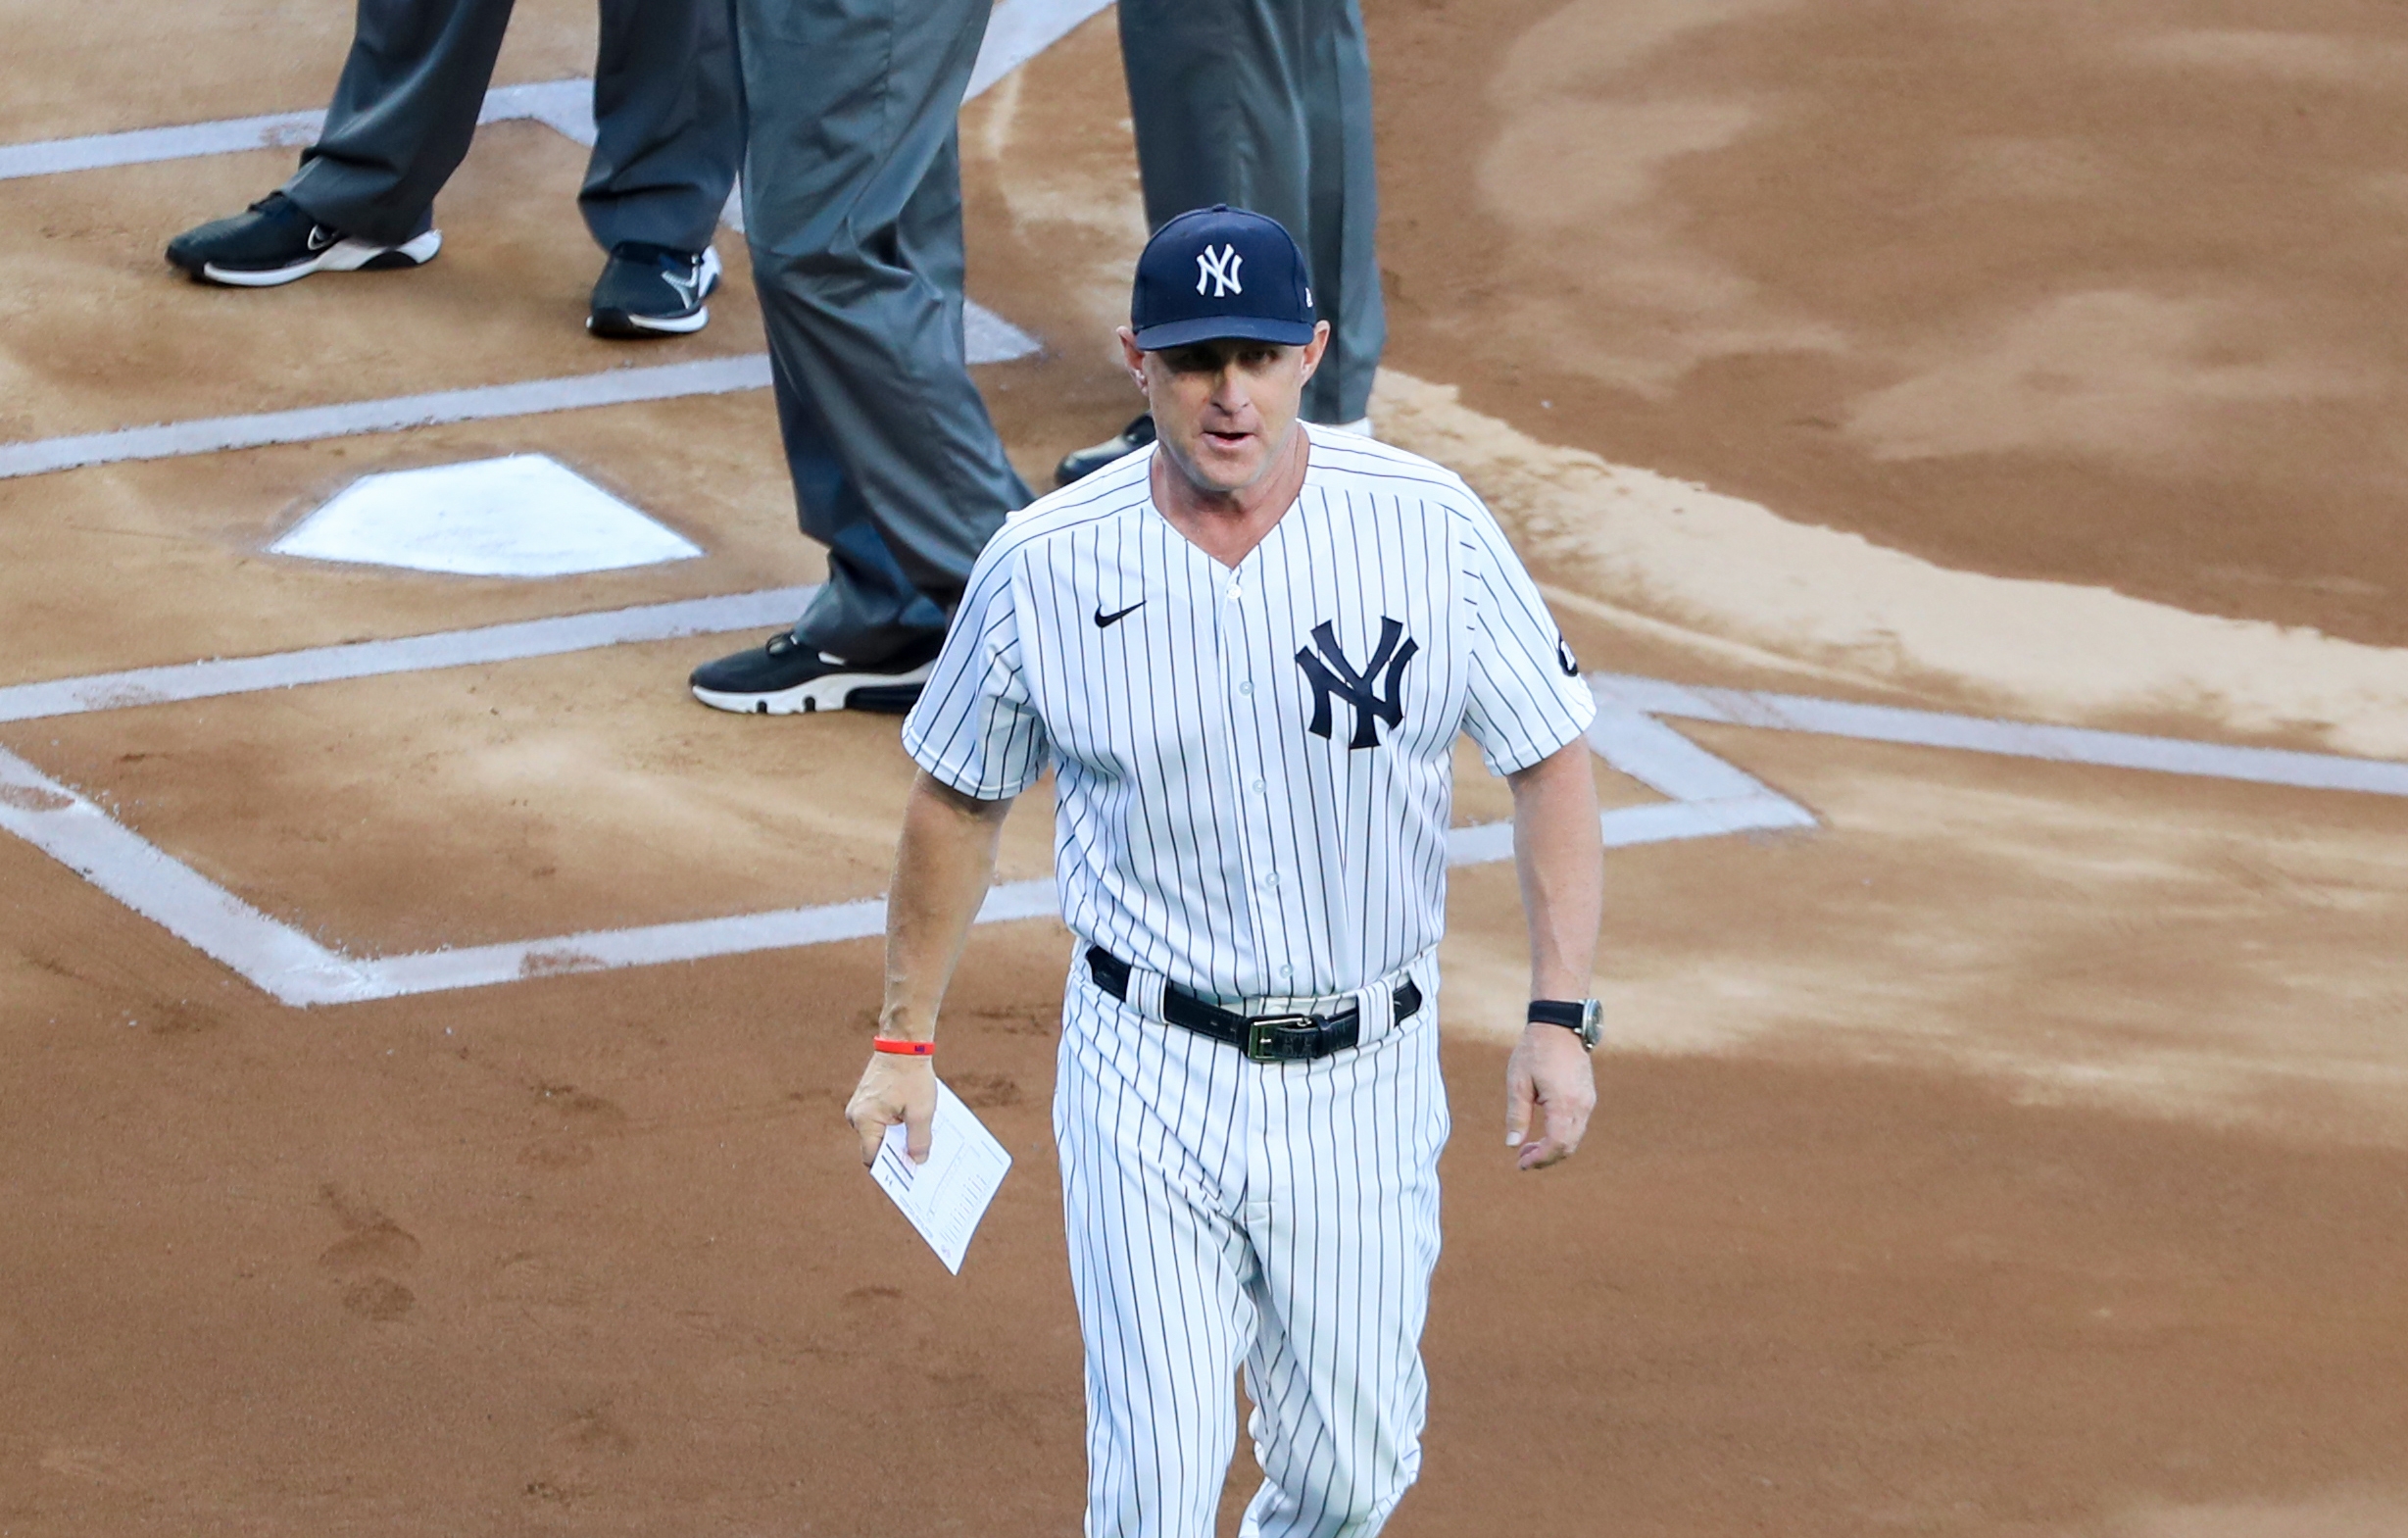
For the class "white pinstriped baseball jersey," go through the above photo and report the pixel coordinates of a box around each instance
[900,424,1596,1003]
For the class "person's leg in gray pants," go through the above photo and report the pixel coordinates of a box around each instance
[577,0,746,255]
[280,0,740,254]
[1116,0,1386,425]
[703,0,1030,685]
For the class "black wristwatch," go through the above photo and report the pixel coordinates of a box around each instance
[1528,998,1601,1052]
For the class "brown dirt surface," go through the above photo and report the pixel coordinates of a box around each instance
[1369,0,2408,648]
[4,1,2407,1535]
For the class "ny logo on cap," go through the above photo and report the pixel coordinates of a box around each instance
[1196,244,1244,298]
[1296,618,1419,749]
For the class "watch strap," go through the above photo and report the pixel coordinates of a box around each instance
[1526,999,1591,1030]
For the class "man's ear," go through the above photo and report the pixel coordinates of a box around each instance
[1116,325,1149,391]
[1298,320,1333,384]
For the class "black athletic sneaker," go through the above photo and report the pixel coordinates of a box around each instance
[165,192,442,287]
[1055,413,1156,486]
[689,631,941,715]
[589,242,721,337]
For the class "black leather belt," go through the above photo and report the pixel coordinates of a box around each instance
[1085,947,1422,1064]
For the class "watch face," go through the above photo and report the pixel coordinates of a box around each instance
[1578,999,1602,1048]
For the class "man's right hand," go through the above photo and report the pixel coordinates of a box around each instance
[847,1053,937,1166]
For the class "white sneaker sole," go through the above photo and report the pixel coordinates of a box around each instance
[591,305,711,336]
[690,657,935,716]
[200,228,443,288]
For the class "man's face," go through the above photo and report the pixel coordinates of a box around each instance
[1121,323,1330,497]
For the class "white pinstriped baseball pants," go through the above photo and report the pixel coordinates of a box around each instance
[1055,953,1450,1538]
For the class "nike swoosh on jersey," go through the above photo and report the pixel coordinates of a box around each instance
[1094,601,1145,628]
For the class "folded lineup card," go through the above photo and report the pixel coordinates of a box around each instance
[869,1081,1012,1274]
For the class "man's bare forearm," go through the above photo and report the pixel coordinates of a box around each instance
[1506,739,1603,1001]
[880,770,1014,1042]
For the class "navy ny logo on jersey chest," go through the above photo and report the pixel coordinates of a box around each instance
[1296,618,1419,749]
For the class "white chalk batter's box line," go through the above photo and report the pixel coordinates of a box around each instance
[5,588,2405,1010]
[0,0,1120,482]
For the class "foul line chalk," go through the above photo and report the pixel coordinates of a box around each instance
[1594,674,2408,799]
[0,329,1038,481]
[10,606,2405,1008]
[0,586,819,723]
[0,355,769,481]
[0,747,373,1006]
[0,79,595,183]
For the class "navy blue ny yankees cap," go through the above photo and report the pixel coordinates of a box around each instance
[1130,205,1317,351]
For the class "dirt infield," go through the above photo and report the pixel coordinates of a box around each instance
[4,1,2407,1534]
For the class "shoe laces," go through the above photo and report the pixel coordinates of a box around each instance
[612,240,702,273]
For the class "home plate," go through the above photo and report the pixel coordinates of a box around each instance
[270,454,704,576]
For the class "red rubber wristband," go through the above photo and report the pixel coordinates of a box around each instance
[872,1037,935,1057]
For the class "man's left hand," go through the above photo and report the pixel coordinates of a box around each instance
[1505,1022,1596,1170]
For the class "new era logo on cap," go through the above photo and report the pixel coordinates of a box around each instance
[1132,206,1316,351]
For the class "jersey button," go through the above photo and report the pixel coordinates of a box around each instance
[1259,871,1279,889]
[1238,680,1253,696]
[1251,778,1265,794]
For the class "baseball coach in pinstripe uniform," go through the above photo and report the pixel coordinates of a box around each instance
[847,207,1608,1537]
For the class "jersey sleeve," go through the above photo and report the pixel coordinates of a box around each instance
[1457,500,1597,775]
[901,539,1052,800]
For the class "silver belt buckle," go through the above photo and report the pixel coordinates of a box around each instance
[1245,1014,1317,1063]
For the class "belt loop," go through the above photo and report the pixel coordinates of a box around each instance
[1125,964,1169,1023]
[1352,973,1393,1048]
[1356,949,1433,1047]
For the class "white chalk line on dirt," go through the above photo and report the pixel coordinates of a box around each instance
[0,587,819,724]
[1596,674,2408,798]
[0,355,770,481]
[0,600,1809,1004]
[0,304,1041,477]
[0,747,372,1003]
[0,80,589,181]
[9,589,2405,1005]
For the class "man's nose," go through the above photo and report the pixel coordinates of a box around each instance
[1209,365,1250,411]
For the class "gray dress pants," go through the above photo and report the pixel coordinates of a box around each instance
[1118,0,1386,425]
[735,0,1032,665]
[285,0,743,255]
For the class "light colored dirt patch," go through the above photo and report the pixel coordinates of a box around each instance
[2100,1491,2408,1538]
[1443,724,2408,1146]
[2127,27,2408,86]
[1471,0,1841,394]
[1843,288,2376,468]
[1373,370,2408,761]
